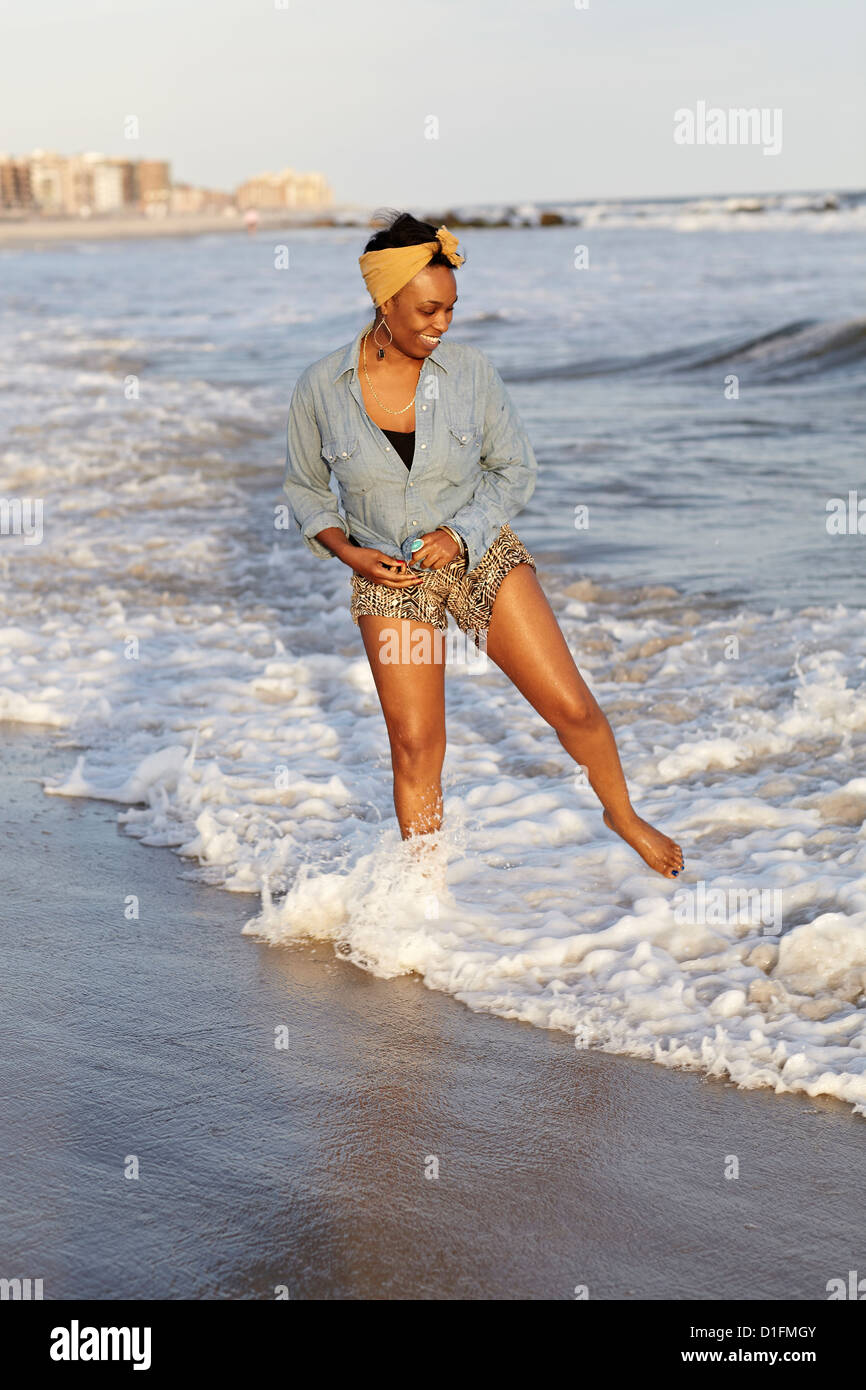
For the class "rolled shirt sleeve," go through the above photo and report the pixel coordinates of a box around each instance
[282,374,349,559]
[440,355,537,571]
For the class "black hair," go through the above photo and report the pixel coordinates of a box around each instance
[363,208,465,270]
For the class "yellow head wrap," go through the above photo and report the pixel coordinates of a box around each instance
[359,224,465,308]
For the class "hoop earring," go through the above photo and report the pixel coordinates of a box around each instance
[373,316,393,359]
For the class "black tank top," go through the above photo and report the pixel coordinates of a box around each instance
[382,428,415,470]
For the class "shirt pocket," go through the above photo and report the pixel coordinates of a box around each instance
[322,437,370,490]
[444,422,483,483]
[322,436,380,531]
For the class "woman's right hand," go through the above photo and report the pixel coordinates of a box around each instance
[347,547,424,589]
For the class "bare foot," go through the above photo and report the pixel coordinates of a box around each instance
[603,809,684,879]
[403,832,448,892]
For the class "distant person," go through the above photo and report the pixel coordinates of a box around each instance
[283,210,684,877]
[244,208,259,235]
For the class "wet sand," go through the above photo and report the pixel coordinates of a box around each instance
[0,724,861,1300]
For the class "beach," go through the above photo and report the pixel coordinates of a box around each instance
[0,211,348,248]
[1,207,865,1298]
[1,722,861,1300]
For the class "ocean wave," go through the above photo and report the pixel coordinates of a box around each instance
[506,317,866,383]
[7,574,865,1116]
[335,190,866,232]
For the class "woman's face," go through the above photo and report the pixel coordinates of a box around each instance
[382,264,457,359]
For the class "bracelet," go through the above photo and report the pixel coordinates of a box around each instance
[438,524,465,557]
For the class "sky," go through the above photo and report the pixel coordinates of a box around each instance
[3,0,864,206]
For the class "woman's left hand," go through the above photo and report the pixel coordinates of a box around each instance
[412,529,461,570]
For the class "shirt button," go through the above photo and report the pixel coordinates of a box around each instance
[409,481,414,486]
[422,404,428,410]
[420,443,426,449]
[461,435,467,442]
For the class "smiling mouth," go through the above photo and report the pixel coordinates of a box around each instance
[419,333,441,345]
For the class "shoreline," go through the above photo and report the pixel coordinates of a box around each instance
[0,210,536,248]
[1,721,861,1299]
[0,211,337,248]
[0,186,860,250]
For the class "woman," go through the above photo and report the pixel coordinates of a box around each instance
[283,211,684,878]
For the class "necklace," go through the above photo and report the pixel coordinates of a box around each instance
[361,330,419,416]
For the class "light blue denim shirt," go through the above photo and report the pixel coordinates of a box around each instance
[282,320,537,572]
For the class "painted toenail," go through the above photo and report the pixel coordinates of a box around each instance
[671,869,678,876]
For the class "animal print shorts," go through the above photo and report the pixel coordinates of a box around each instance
[349,522,536,642]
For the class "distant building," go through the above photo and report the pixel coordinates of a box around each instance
[11,149,129,215]
[236,167,333,211]
[67,153,126,214]
[169,182,204,215]
[0,154,33,209]
[62,154,95,214]
[0,149,334,219]
[91,159,125,213]
[170,183,235,215]
[136,160,171,216]
[110,158,138,207]
[28,149,66,212]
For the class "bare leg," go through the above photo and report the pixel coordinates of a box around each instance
[484,565,684,878]
[358,615,447,838]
